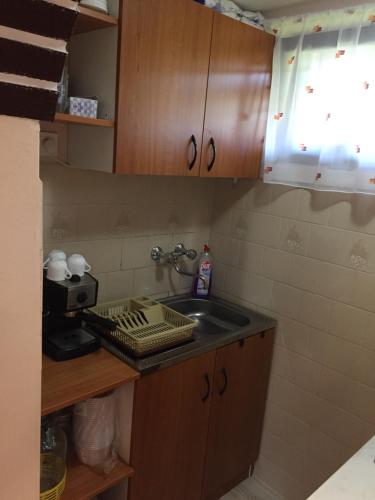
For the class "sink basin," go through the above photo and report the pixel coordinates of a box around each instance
[103,294,276,373]
[164,297,250,335]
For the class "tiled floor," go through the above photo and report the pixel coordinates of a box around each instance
[220,477,283,500]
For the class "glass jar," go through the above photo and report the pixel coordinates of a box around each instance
[40,416,67,493]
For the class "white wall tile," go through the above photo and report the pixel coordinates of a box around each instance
[263,402,310,454]
[133,265,177,297]
[279,219,311,255]
[224,267,251,302]
[105,270,134,302]
[272,346,320,392]
[238,241,264,273]
[248,213,283,248]
[298,189,332,225]
[352,271,375,312]
[43,205,77,243]
[298,291,332,331]
[288,255,319,292]
[245,274,274,308]
[271,283,302,320]
[211,233,240,267]
[243,181,272,213]
[315,366,350,410]
[307,225,343,263]
[314,262,356,304]
[328,301,367,345]
[276,317,314,358]
[268,185,301,219]
[122,235,172,270]
[231,209,251,240]
[263,248,292,282]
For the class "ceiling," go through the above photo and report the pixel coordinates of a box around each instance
[234,0,314,12]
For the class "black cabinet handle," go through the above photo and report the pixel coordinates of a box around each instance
[202,373,211,402]
[188,135,198,170]
[219,367,228,396]
[207,137,216,172]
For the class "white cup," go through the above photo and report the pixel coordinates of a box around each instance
[47,259,72,282]
[43,249,67,269]
[67,254,91,277]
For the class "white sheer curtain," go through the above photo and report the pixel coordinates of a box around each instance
[264,5,375,194]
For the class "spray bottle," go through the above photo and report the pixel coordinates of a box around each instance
[193,245,213,298]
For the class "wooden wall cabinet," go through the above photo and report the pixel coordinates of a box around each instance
[115,0,274,178]
[128,329,275,500]
[201,14,275,179]
[116,0,213,176]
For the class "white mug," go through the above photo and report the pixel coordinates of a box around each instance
[67,254,91,277]
[43,249,67,269]
[47,259,72,282]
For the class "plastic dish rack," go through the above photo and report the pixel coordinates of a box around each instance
[90,296,197,357]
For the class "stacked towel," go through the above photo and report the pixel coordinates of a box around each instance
[195,0,265,30]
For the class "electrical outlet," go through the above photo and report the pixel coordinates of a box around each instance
[40,132,58,158]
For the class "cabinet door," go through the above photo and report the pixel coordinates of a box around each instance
[202,330,275,500]
[128,351,216,500]
[115,0,213,176]
[201,14,274,178]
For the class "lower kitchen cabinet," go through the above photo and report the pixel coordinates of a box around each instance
[202,331,275,500]
[128,330,275,500]
[128,351,216,500]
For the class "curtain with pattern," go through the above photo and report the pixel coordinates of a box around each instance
[264,5,375,194]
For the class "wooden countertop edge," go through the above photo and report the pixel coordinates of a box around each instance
[42,348,140,416]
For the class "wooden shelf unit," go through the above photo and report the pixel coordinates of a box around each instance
[54,113,115,128]
[61,452,134,500]
[42,348,139,416]
[74,5,118,34]
[42,349,138,499]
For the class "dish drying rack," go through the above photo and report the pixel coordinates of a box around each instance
[89,296,197,357]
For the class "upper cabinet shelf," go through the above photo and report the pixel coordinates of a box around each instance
[54,113,115,128]
[74,5,118,34]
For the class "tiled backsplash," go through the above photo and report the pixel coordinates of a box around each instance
[210,180,375,500]
[41,163,214,302]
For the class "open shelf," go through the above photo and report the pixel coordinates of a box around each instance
[74,5,118,34]
[61,453,134,500]
[42,348,139,416]
[54,113,115,128]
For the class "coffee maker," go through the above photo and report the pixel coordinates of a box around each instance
[43,273,101,361]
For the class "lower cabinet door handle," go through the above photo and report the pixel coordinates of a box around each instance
[188,134,198,171]
[202,373,211,402]
[219,367,228,396]
[207,137,216,172]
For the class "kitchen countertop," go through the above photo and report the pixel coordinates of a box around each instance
[101,295,277,374]
[308,436,375,500]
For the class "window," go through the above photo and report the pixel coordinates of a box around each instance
[264,6,375,194]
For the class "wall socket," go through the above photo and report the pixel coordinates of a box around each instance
[40,132,58,158]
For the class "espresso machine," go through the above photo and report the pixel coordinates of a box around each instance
[43,273,101,361]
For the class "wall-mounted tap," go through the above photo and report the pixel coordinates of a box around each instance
[151,243,206,284]
[151,243,197,265]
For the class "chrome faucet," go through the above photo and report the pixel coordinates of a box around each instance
[151,243,207,286]
[151,243,197,265]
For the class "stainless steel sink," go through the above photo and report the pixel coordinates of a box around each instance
[103,294,276,373]
[163,297,250,335]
